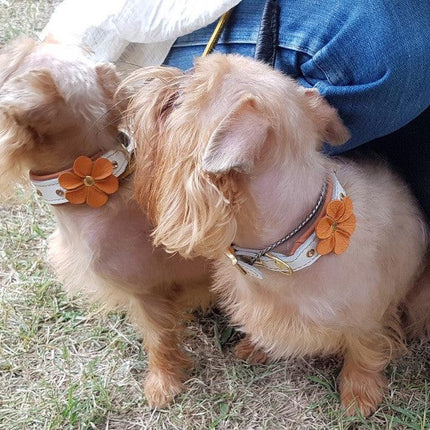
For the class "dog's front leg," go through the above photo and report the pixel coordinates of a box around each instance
[131,292,192,408]
[339,333,392,417]
[234,335,270,365]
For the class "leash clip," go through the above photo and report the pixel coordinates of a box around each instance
[225,246,247,275]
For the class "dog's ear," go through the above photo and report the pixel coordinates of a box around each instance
[96,63,120,99]
[0,69,62,193]
[0,37,36,88]
[1,69,63,132]
[302,88,350,145]
[202,96,270,174]
[96,63,122,124]
[123,66,183,135]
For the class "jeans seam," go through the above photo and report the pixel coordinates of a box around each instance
[278,43,316,58]
[173,40,257,48]
[312,57,338,86]
[173,40,317,56]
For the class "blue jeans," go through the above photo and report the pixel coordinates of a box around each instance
[164,0,430,216]
[165,0,429,153]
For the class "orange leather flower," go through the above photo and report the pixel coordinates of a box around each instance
[58,156,118,208]
[315,196,356,255]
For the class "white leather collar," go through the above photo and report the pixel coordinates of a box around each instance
[226,172,346,279]
[30,148,130,205]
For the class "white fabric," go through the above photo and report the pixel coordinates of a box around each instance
[42,0,241,66]
[232,173,347,279]
[30,148,131,205]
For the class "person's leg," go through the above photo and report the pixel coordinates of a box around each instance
[352,108,430,221]
[165,0,430,153]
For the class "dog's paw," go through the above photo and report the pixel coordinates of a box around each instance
[340,371,385,417]
[234,336,270,365]
[144,371,185,409]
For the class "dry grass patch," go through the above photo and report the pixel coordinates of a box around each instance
[0,1,429,429]
[0,0,60,43]
[1,194,429,429]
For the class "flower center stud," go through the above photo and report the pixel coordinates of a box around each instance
[83,175,95,187]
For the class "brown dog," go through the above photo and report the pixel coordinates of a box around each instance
[124,53,429,416]
[0,37,213,408]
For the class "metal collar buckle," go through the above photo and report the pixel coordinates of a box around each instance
[260,253,293,275]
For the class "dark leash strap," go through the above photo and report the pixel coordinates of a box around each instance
[254,0,280,67]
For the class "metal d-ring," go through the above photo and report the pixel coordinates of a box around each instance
[225,246,247,275]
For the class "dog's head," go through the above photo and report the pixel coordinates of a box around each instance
[125,54,350,259]
[0,36,122,196]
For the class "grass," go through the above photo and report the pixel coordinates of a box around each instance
[0,0,58,43]
[0,2,429,429]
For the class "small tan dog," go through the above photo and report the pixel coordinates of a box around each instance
[124,54,430,416]
[0,37,213,408]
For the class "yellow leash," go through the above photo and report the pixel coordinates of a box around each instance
[202,9,234,56]
[122,10,233,179]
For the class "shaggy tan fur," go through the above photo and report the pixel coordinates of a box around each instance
[0,37,213,408]
[124,54,430,416]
